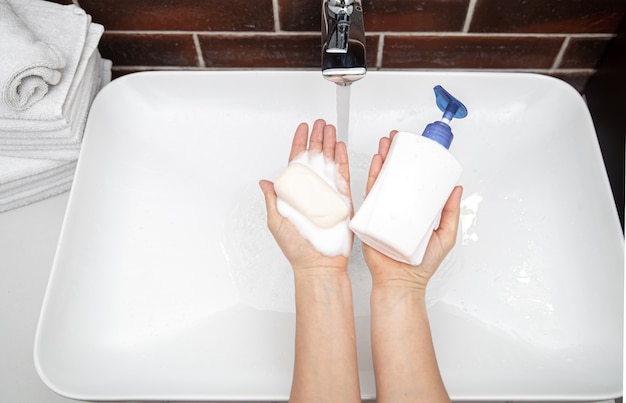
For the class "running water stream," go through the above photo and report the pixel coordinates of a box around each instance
[335,85,351,145]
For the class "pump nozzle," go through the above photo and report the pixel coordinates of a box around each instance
[434,85,468,122]
[422,85,468,149]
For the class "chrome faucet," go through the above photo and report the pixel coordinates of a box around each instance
[321,0,366,86]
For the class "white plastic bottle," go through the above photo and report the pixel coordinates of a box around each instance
[350,85,468,265]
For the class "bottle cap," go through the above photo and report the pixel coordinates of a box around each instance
[422,85,468,149]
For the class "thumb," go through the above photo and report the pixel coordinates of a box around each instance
[259,179,279,219]
[434,185,463,249]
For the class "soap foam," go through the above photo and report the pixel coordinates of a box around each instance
[275,151,353,257]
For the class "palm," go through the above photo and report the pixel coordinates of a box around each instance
[259,119,353,274]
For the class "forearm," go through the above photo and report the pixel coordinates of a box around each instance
[289,271,361,403]
[370,286,450,403]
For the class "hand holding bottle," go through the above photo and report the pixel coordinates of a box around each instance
[362,131,463,293]
[364,131,461,403]
[351,85,467,267]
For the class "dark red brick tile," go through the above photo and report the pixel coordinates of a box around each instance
[363,0,469,32]
[198,34,378,68]
[382,35,563,69]
[79,0,274,31]
[279,0,470,32]
[559,37,613,68]
[278,0,319,31]
[99,33,199,66]
[470,0,626,34]
[364,35,380,67]
[198,35,320,67]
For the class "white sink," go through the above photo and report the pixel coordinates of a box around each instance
[35,71,623,401]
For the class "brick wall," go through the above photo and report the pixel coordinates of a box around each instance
[50,0,625,92]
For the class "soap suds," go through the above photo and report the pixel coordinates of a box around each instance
[274,163,350,229]
[275,151,353,257]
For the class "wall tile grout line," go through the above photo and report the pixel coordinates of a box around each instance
[462,0,478,33]
[550,36,571,72]
[366,32,616,39]
[375,34,385,69]
[101,30,616,40]
[110,65,596,74]
[192,33,205,68]
[104,30,317,37]
[272,0,281,32]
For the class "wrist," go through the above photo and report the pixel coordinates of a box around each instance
[292,265,351,283]
[292,257,349,276]
[371,275,429,293]
[293,268,354,311]
[371,281,428,304]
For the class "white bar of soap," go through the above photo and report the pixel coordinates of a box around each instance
[274,162,349,229]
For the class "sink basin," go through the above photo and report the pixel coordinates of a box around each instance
[35,71,623,401]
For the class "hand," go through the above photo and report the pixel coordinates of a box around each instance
[362,131,463,292]
[259,119,353,276]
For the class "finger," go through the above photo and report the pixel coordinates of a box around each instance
[365,153,383,195]
[434,186,463,248]
[259,179,280,226]
[289,122,309,162]
[308,119,326,153]
[335,140,351,197]
[378,136,392,162]
[322,124,337,161]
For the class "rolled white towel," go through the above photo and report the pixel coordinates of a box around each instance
[0,0,66,111]
[0,54,112,161]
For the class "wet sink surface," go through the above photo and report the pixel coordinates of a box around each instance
[35,71,623,401]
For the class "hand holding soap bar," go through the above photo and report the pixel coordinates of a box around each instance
[272,148,353,258]
[350,85,468,266]
[274,162,350,229]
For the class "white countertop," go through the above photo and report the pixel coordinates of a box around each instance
[0,193,618,403]
[1,194,72,403]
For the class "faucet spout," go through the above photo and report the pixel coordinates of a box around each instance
[321,0,366,86]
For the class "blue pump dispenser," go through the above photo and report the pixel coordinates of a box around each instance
[422,85,468,149]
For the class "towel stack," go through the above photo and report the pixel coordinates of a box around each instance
[0,0,111,213]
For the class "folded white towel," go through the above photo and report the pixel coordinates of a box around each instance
[0,0,66,111]
[0,52,108,141]
[0,0,99,121]
[1,177,74,212]
[0,176,74,213]
[0,156,75,195]
[0,1,112,213]
[0,55,111,160]
[0,22,104,135]
[0,51,100,137]
[0,155,76,213]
